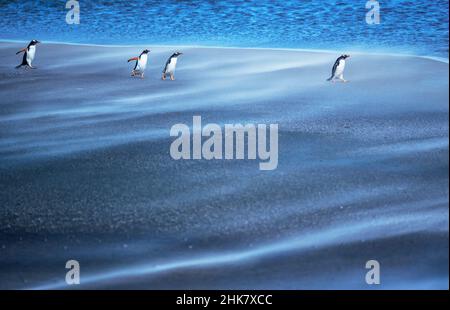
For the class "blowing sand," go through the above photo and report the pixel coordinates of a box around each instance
[0,42,448,289]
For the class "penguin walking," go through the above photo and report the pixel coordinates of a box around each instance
[327,54,350,82]
[162,52,183,81]
[15,40,40,69]
[128,49,150,78]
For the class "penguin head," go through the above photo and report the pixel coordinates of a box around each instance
[174,52,183,57]
[142,49,150,54]
[342,54,350,59]
[30,40,40,46]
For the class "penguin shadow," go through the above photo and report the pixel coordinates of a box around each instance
[130,71,145,79]
[11,65,43,80]
[328,79,350,84]
[15,65,38,70]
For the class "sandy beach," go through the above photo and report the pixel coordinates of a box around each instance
[0,42,448,289]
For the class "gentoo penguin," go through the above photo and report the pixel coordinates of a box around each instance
[327,54,350,82]
[128,49,150,78]
[162,52,183,80]
[15,40,41,69]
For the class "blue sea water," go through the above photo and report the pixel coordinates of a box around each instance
[0,0,448,58]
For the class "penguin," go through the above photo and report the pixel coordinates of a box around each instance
[162,52,183,81]
[128,49,150,78]
[327,54,350,82]
[15,40,41,69]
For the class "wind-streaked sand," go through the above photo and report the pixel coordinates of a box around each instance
[0,42,448,289]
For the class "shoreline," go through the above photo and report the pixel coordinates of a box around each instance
[1,39,448,64]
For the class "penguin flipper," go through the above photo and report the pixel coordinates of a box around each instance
[328,58,341,81]
[16,48,27,55]
[162,57,172,74]
[128,57,139,62]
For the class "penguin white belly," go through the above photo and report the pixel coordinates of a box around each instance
[335,60,346,77]
[166,58,178,73]
[136,54,148,71]
[27,46,36,65]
